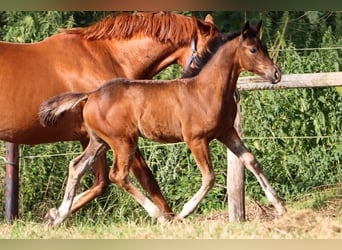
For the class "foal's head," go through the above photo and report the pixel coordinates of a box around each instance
[237,21,281,84]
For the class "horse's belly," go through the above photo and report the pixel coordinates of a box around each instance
[0,109,85,144]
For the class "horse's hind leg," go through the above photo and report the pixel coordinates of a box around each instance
[130,149,174,219]
[108,137,167,223]
[70,139,109,214]
[218,129,286,216]
[45,136,108,227]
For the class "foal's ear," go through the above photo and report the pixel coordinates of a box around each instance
[256,20,262,34]
[242,21,250,38]
[243,21,250,31]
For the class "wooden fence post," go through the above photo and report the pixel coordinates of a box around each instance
[227,98,245,222]
[5,142,19,223]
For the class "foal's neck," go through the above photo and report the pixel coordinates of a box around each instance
[197,39,241,98]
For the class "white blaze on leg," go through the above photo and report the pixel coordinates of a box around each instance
[240,151,286,215]
[141,197,167,223]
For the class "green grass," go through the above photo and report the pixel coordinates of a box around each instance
[1,187,341,239]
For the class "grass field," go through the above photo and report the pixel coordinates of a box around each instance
[1,185,341,239]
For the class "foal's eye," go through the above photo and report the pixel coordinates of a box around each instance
[249,48,257,54]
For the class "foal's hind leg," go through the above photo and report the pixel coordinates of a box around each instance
[130,149,174,219]
[176,139,216,220]
[45,137,108,227]
[218,129,286,215]
[108,138,167,223]
[70,142,173,218]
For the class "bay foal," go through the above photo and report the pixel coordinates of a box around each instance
[40,21,286,227]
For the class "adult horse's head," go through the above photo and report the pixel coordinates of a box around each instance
[237,21,281,84]
[179,14,219,70]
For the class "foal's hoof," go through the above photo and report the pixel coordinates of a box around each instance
[156,216,167,224]
[44,208,59,226]
[275,203,287,216]
[174,214,185,222]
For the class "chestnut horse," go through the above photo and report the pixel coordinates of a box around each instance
[0,12,218,218]
[40,21,286,227]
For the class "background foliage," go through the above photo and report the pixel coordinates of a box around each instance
[0,11,341,223]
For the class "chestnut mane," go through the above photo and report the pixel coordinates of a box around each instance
[63,12,218,46]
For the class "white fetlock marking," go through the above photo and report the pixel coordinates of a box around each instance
[177,183,211,219]
[57,200,72,221]
[178,199,197,219]
[141,197,165,221]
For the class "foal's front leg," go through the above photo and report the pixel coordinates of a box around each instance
[175,139,216,220]
[218,129,286,215]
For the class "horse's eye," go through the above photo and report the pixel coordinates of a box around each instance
[249,48,257,54]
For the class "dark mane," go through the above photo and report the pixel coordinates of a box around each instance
[62,12,218,46]
[182,31,241,78]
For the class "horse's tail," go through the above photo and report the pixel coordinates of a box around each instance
[39,92,88,127]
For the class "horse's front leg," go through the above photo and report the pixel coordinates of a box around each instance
[70,139,109,213]
[218,129,286,216]
[175,139,216,220]
[45,140,107,227]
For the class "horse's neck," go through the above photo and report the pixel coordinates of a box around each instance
[104,38,185,79]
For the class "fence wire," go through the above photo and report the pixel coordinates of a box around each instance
[0,134,340,161]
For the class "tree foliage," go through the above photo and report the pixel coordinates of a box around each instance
[0,11,341,223]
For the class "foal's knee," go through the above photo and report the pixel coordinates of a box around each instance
[109,171,129,187]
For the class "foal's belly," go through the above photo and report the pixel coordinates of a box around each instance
[137,118,183,144]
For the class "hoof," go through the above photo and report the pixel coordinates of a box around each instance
[174,214,185,222]
[44,208,59,224]
[156,216,168,224]
[275,203,287,216]
[44,208,64,228]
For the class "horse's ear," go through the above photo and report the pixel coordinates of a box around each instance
[197,15,216,35]
[242,21,250,38]
[204,14,214,25]
[256,20,262,34]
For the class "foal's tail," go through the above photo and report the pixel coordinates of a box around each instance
[39,92,88,127]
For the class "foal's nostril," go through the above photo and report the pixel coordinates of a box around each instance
[273,68,281,83]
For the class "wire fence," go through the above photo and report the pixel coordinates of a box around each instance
[276,46,342,52]
[1,133,341,161]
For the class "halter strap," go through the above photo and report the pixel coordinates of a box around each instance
[184,39,198,71]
